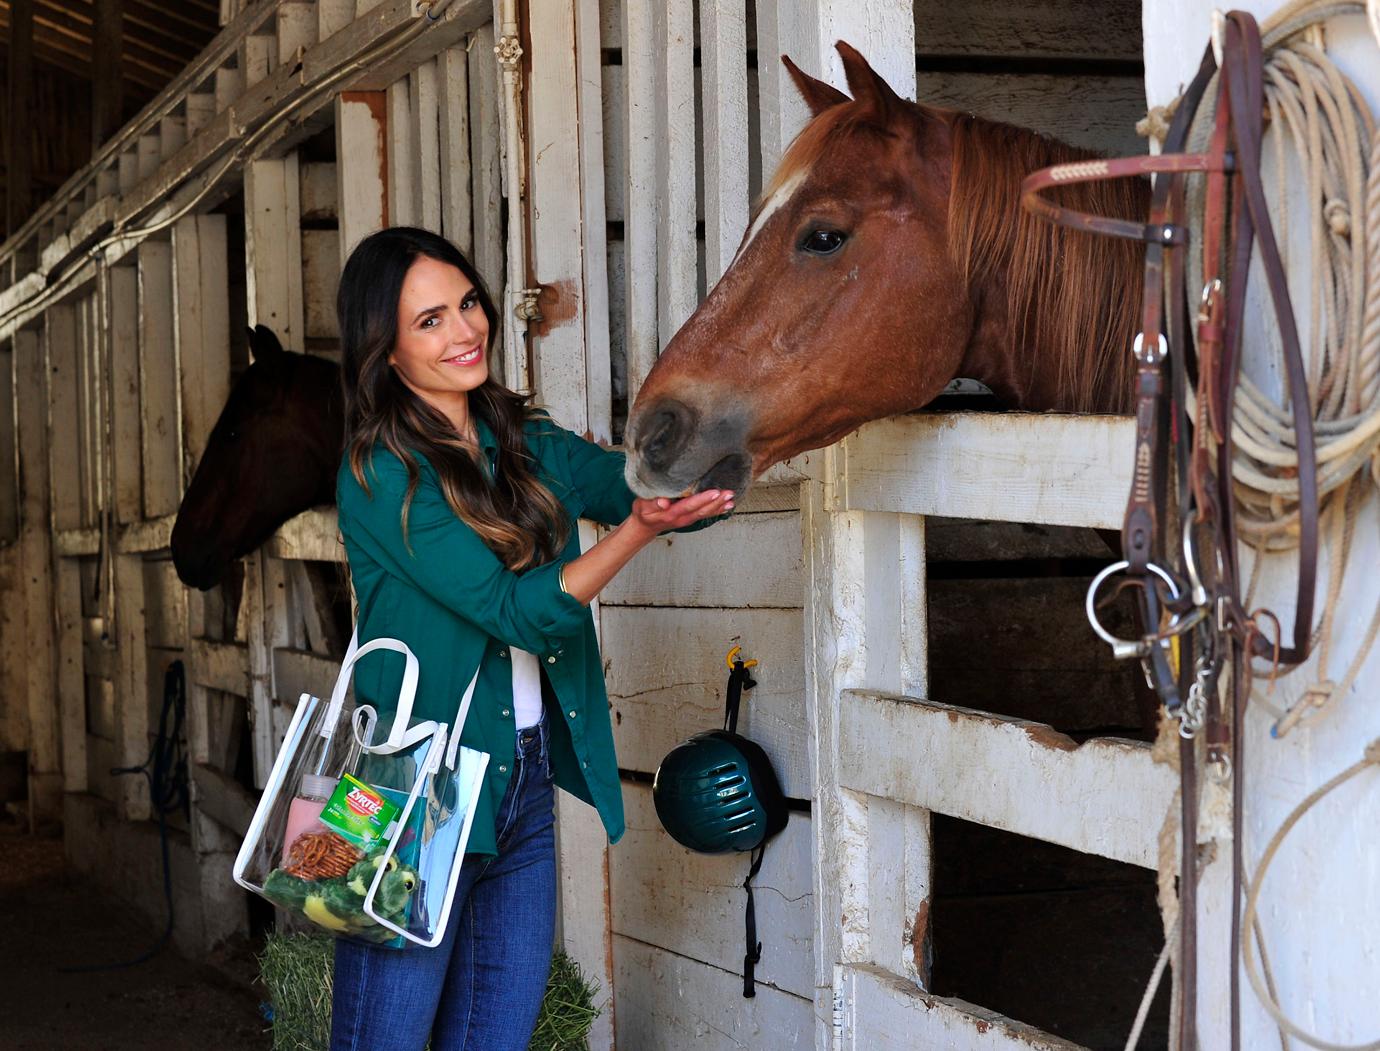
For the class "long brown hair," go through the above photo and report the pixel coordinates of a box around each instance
[337,227,568,570]
[947,115,1148,413]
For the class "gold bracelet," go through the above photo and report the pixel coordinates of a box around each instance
[558,564,571,596]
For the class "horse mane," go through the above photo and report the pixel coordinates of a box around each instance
[947,114,1148,413]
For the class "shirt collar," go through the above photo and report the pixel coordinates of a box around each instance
[474,416,500,458]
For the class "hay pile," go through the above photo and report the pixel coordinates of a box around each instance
[258,933,601,1051]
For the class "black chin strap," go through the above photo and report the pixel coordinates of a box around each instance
[742,842,766,997]
[725,653,766,997]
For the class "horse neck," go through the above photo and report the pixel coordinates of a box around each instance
[946,114,1146,415]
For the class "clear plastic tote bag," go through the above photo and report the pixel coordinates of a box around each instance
[233,631,489,948]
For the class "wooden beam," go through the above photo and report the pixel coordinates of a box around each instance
[832,413,1134,529]
[837,964,1084,1051]
[92,0,125,149]
[190,760,256,835]
[334,91,388,264]
[6,0,34,234]
[837,690,1174,869]
[171,214,230,483]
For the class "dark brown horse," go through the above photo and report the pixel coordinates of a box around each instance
[624,42,1149,498]
[171,326,343,590]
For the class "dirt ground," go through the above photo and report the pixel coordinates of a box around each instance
[0,818,271,1051]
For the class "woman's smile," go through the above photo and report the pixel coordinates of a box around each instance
[441,344,484,368]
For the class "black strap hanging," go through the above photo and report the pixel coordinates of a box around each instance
[742,842,766,998]
[725,651,765,997]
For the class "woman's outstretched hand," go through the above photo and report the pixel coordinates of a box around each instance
[560,489,735,606]
[630,489,735,535]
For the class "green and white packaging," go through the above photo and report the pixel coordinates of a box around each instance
[319,773,401,852]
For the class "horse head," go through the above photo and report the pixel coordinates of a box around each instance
[171,326,343,590]
[624,42,1145,498]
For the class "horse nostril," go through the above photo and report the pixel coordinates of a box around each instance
[638,401,696,471]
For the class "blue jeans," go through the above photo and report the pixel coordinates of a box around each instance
[330,720,557,1051]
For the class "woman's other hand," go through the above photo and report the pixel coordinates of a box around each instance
[630,489,735,535]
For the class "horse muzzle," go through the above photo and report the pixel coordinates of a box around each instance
[624,396,754,498]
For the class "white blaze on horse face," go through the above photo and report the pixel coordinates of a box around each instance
[735,167,809,262]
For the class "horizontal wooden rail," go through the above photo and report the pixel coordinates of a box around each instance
[838,965,1085,1051]
[830,412,1134,529]
[838,690,1173,869]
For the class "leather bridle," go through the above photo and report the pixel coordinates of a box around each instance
[1021,12,1321,1049]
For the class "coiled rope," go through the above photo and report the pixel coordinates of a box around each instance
[1169,0,1380,735]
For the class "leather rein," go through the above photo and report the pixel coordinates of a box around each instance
[1020,12,1321,1050]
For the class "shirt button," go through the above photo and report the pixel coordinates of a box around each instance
[581,760,588,769]
[499,764,508,773]
[501,708,511,718]
[498,649,508,659]
[546,655,557,665]
[568,710,577,719]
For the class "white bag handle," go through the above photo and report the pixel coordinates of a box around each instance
[324,627,439,755]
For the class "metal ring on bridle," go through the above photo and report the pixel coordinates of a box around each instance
[1132,331,1168,364]
[1086,560,1184,659]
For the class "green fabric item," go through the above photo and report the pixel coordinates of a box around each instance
[336,413,642,857]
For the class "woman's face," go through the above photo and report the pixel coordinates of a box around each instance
[389,255,490,408]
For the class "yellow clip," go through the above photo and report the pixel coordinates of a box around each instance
[725,645,759,670]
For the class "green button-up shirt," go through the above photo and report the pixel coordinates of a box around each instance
[336,413,638,857]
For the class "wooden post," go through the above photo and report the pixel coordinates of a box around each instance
[172,215,231,482]
[526,0,588,433]
[700,0,750,288]
[387,78,416,228]
[90,2,125,146]
[334,92,389,266]
[109,265,142,524]
[244,156,306,351]
[137,241,183,519]
[437,43,472,256]
[43,307,88,795]
[652,0,696,348]
[573,0,612,443]
[5,0,33,237]
[621,0,658,401]
[15,330,63,819]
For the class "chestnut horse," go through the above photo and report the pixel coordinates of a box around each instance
[171,326,342,590]
[624,42,1149,498]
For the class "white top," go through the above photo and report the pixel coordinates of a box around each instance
[510,646,544,730]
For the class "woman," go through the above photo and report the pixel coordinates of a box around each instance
[330,226,732,1051]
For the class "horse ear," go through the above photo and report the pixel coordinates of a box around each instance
[248,324,285,362]
[782,55,850,117]
[835,40,903,121]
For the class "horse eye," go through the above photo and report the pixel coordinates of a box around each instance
[801,229,847,256]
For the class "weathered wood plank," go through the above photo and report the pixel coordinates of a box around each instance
[113,552,150,820]
[838,690,1173,869]
[272,647,339,707]
[574,0,612,443]
[409,58,442,234]
[299,161,339,223]
[44,305,82,532]
[108,264,142,524]
[614,937,814,1051]
[653,0,696,346]
[838,964,1085,1051]
[834,413,1133,529]
[171,214,231,484]
[335,91,388,263]
[602,606,809,797]
[528,0,589,434]
[137,240,182,518]
[190,639,250,696]
[620,0,657,399]
[264,507,342,562]
[601,511,802,608]
[467,23,503,301]
[191,761,257,836]
[302,229,342,340]
[913,0,1143,61]
[386,77,416,227]
[914,71,1145,158]
[612,783,814,999]
[436,42,471,255]
[118,514,175,553]
[700,0,749,286]
[244,155,306,351]
[317,0,353,40]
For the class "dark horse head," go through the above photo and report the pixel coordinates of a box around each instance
[171,325,343,590]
